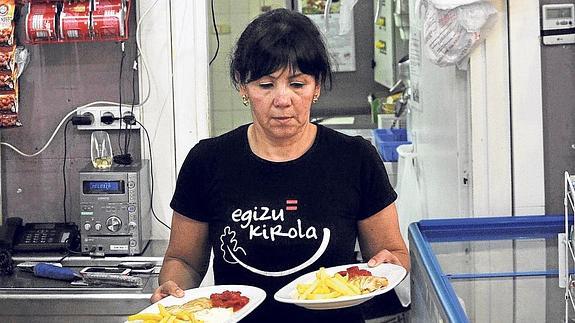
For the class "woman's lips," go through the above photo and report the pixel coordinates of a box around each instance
[272,116,293,123]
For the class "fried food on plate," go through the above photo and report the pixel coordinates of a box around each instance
[295,266,388,300]
[127,290,249,323]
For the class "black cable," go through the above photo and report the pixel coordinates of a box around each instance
[134,120,170,230]
[124,57,137,155]
[62,118,73,224]
[59,243,82,263]
[118,43,126,155]
[209,0,220,66]
[58,251,70,263]
[114,43,136,166]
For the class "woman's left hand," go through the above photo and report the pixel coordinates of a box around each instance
[366,249,403,268]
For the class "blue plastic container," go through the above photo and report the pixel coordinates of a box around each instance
[373,128,410,162]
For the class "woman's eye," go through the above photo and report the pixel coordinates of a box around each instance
[291,82,305,88]
[258,83,273,89]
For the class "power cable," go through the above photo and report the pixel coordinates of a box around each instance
[209,0,220,66]
[62,118,73,224]
[118,42,126,155]
[134,119,170,230]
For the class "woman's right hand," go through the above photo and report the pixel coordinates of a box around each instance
[150,280,186,303]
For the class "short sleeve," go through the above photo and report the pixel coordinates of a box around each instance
[169,142,211,222]
[357,140,397,220]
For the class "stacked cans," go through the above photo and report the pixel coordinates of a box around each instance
[0,0,19,128]
[60,1,92,41]
[26,0,126,43]
[92,0,125,40]
[25,2,58,42]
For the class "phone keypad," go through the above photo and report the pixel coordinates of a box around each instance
[24,229,57,244]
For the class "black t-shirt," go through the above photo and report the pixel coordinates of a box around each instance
[170,124,397,322]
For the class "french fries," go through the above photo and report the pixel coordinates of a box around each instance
[295,267,383,300]
[127,303,202,323]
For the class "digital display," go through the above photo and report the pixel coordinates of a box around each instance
[547,8,573,19]
[83,180,125,194]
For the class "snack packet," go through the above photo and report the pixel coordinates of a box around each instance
[0,112,20,127]
[0,89,17,112]
[0,0,15,46]
[0,45,15,71]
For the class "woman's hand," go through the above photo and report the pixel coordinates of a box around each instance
[150,280,186,303]
[358,203,410,272]
[366,249,403,268]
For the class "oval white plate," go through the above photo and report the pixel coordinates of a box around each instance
[129,285,266,322]
[273,263,407,310]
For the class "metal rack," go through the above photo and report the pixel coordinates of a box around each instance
[18,0,131,44]
[561,171,575,322]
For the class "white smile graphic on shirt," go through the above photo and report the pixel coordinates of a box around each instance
[220,226,330,277]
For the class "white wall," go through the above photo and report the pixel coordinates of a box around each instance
[137,0,210,239]
[508,0,545,216]
[469,0,512,217]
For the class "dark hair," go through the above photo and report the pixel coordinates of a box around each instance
[230,8,332,90]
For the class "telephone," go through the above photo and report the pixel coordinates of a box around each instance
[0,217,79,252]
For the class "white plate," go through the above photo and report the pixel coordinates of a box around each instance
[273,263,407,310]
[130,285,266,322]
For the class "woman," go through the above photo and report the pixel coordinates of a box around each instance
[151,8,409,322]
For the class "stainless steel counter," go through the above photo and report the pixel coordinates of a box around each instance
[0,240,168,323]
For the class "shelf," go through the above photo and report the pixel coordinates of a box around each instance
[20,0,131,44]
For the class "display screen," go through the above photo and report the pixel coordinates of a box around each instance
[83,180,125,194]
[546,8,573,19]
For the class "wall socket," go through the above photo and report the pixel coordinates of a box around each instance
[76,106,141,130]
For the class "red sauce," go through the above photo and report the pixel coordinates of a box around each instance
[210,290,249,312]
[337,265,372,279]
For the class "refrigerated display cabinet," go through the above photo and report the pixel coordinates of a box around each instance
[409,215,573,323]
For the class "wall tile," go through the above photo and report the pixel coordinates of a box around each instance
[211,91,233,111]
[213,110,233,130]
[213,0,230,15]
[233,1,250,14]
[232,109,253,127]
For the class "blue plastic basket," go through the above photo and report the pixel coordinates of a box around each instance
[373,128,410,162]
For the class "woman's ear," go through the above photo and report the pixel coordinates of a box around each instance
[239,85,248,97]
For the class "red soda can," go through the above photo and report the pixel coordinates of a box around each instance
[60,2,91,41]
[25,2,58,42]
[92,0,125,39]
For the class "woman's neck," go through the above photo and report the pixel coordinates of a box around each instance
[247,123,317,162]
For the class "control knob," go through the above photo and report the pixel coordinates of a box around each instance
[106,216,122,232]
[128,221,137,231]
[94,223,102,231]
[84,223,91,231]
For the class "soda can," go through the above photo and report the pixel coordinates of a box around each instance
[60,1,91,41]
[25,2,58,42]
[92,0,125,39]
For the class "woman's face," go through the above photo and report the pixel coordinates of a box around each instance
[240,67,320,140]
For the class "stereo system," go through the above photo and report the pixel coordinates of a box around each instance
[79,160,151,256]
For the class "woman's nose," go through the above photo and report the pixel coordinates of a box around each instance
[273,92,291,107]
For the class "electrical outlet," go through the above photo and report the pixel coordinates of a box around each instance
[76,106,141,130]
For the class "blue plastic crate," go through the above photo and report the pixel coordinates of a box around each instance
[373,128,407,141]
[373,128,410,162]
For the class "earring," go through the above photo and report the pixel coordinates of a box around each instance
[242,95,249,107]
[312,94,319,104]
